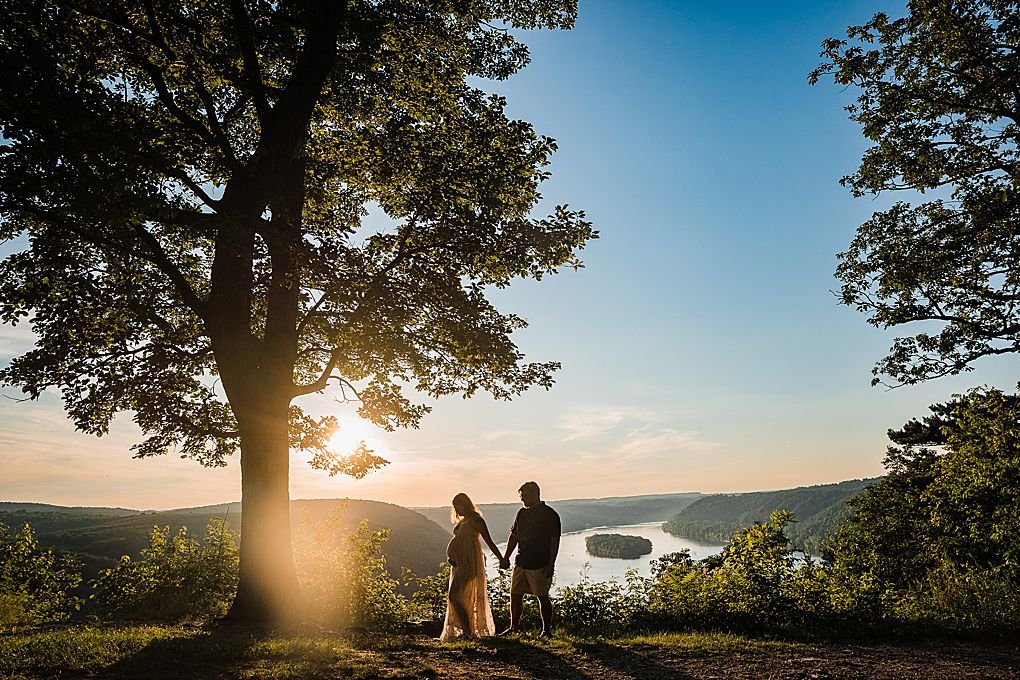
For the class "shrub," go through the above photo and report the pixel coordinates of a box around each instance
[893,563,1020,634]
[557,567,654,636]
[293,507,409,630]
[0,522,82,630]
[404,562,450,624]
[90,519,238,621]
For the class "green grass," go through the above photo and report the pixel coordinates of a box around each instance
[616,630,810,652]
[0,624,412,679]
[7,622,1012,680]
[0,624,196,674]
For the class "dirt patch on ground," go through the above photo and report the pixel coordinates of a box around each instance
[383,635,1020,680]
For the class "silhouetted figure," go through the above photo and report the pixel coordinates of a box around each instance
[500,481,561,637]
[440,492,503,640]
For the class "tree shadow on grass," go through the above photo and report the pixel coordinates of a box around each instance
[573,641,698,680]
[480,639,594,680]
[98,627,251,679]
[100,626,387,680]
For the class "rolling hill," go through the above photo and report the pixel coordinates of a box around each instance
[661,478,880,554]
[0,499,451,582]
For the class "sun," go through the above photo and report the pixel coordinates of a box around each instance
[328,419,382,456]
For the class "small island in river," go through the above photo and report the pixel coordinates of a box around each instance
[585,533,653,559]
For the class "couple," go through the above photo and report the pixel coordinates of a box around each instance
[440,481,561,641]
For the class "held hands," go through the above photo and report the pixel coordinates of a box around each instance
[498,557,511,570]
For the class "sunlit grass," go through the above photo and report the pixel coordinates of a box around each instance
[0,625,439,680]
[616,630,810,652]
[2,623,1017,679]
[0,624,197,674]
[244,636,389,679]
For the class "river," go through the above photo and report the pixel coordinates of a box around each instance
[486,521,725,590]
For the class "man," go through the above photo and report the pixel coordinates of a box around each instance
[500,481,561,637]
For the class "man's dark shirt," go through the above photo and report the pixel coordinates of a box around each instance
[510,502,561,569]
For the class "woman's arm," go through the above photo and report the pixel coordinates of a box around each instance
[474,516,503,561]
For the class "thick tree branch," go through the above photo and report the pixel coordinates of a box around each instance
[292,350,341,397]
[261,1,347,160]
[229,0,271,124]
[131,223,208,316]
[19,206,207,320]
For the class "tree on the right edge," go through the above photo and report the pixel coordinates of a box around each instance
[811,1,1020,386]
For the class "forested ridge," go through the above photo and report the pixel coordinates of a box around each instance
[662,478,878,554]
[0,499,449,585]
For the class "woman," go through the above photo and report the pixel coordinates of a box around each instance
[440,493,502,640]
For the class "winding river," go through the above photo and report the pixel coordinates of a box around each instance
[487,521,725,591]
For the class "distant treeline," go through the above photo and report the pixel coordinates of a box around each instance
[0,499,450,587]
[414,492,704,536]
[661,478,879,554]
[585,533,652,559]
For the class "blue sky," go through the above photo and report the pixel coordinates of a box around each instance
[3,0,1017,509]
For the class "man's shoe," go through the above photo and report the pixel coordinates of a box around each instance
[538,629,552,638]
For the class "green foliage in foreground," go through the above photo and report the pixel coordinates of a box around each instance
[90,519,239,621]
[823,388,1020,632]
[294,506,431,631]
[0,522,82,630]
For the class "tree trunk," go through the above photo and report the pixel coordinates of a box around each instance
[226,391,302,626]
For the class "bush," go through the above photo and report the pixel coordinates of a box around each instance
[293,506,410,630]
[404,561,450,623]
[0,522,82,630]
[893,563,1020,633]
[557,567,654,635]
[90,519,238,621]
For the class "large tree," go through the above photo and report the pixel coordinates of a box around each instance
[824,389,1020,621]
[811,0,1020,386]
[0,0,594,623]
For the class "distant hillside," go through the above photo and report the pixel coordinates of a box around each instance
[414,492,704,537]
[0,499,450,582]
[0,502,138,515]
[661,479,879,554]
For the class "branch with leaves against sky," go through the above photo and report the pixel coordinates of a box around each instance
[0,0,595,476]
[811,0,1020,386]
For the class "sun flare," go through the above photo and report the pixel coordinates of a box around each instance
[328,419,382,456]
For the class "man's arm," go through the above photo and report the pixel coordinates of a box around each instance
[544,535,559,578]
[543,511,561,578]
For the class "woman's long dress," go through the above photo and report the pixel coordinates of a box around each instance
[439,518,495,640]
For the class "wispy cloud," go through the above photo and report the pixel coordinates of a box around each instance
[610,427,721,463]
[558,405,639,441]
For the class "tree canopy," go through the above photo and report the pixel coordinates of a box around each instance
[824,388,1020,618]
[811,0,1020,385]
[0,0,594,621]
[0,0,593,466]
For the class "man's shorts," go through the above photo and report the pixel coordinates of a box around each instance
[510,565,553,596]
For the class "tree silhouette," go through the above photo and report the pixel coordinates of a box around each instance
[0,0,593,623]
[812,0,1020,386]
